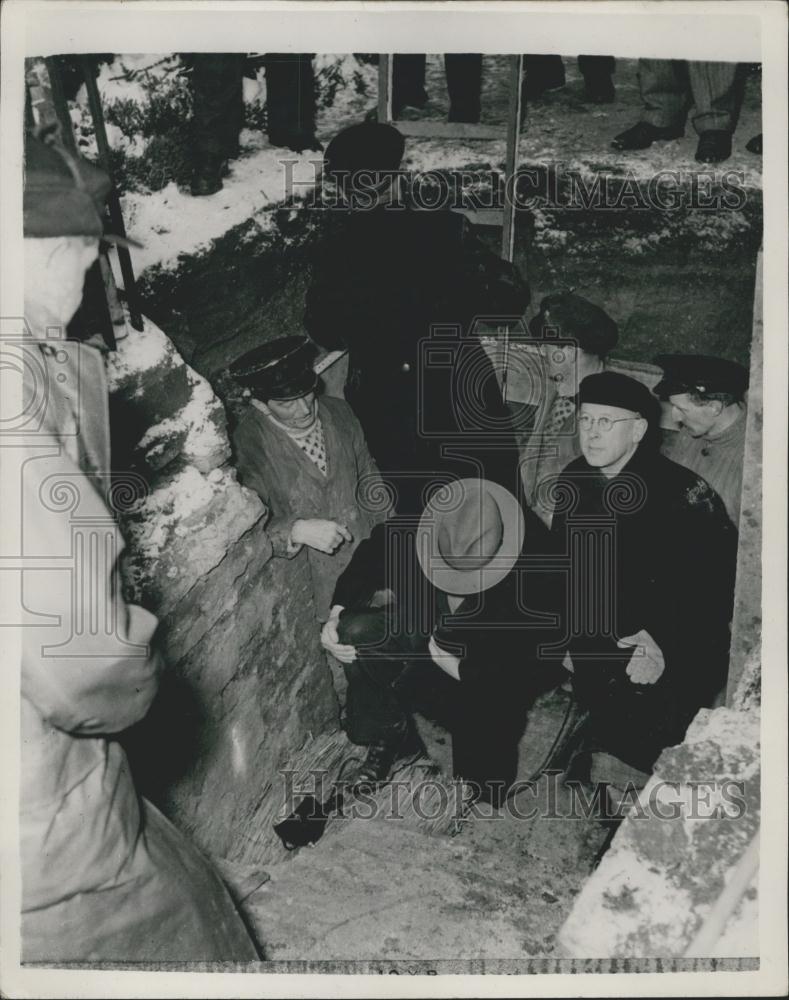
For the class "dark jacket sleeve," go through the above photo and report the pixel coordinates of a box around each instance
[643,476,738,698]
[331,521,389,609]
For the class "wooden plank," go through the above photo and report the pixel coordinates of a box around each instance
[449,207,504,227]
[392,120,503,140]
[378,55,393,122]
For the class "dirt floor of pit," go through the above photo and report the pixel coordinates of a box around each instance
[233,688,613,962]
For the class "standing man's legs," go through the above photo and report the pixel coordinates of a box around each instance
[612,58,687,150]
[638,58,688,130]
[687,61,741,163]
[392,55,428,116]
[522,54,566,99]
[444,54,483,123]
[578,54,615,104]
[265,53,321,152]
[189,53,246,196]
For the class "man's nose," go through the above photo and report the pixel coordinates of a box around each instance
[295,397,310,416]
[671,405,682,423]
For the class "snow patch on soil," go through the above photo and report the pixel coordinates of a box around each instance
[105,314,176,390]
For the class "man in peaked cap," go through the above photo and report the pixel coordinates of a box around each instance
[20,134,259,962]
[306,122,530,516]
[538,371,738,801]
[654,354,749,527]
[521,291,619,527]
[230,335,391,624]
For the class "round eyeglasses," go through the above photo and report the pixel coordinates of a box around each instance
[578,414,638,433]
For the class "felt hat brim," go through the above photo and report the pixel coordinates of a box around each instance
[416,478,525,595]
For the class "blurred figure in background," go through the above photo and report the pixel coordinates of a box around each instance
[188,52,320,196]
[306,122,530,515]
[20,133,259,962]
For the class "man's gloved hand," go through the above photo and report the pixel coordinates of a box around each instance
[618,629,665,685]
[291,519,352,555]
[320,605,357,663]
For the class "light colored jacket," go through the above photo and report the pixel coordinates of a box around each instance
[20,339,257,961]
[233,394,391,621]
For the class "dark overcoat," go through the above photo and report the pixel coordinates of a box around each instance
[305,205,530,512]
[546,445,738,770]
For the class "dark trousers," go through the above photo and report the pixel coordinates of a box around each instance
[338,607,534,803]
[523,54,615,94]
[638,59,741,134]
[189,54,246,161]
[392,54,483,122]
[578,55,616,85]
[264,53,316,138]
[569,653,705,773]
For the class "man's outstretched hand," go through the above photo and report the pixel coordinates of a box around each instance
[320,605,357,663]
[291,519,352,555]
[618,629,665,685]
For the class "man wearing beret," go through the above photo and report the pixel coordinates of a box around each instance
[654,354,748,527]
[520,291,619,528]
[544,372,738,790]
[305,122,529,516]
[19,133,259,961]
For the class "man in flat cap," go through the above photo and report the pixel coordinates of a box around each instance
[305,122,529,516]
[230,335,391,623]
[542,372,737,796]
[654,354,748,528]
[520,291,619,527]
[20,134,258,962]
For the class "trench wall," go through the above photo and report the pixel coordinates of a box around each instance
[109,317,338,868]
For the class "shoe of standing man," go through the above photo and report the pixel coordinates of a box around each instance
[612,121,684,151]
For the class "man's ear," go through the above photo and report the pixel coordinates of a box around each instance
[709,399,725,418]
[633,417,648,445]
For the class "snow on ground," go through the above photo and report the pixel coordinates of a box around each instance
[118,138,295,275]
[92,54,761,280]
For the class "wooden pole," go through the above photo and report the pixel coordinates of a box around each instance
[500,55,524,403]
[43,58,116,349]
[378,55,393,123]
[501,54,523,265]
[79,56,144,333]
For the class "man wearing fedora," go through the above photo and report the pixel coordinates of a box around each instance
[19,134,259,961]
[520,291,619,528]
[320,478,552,805]
[305,122,529,516]
[654,354,748,528]
[544,372,738,791]
[230,335,391,623]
